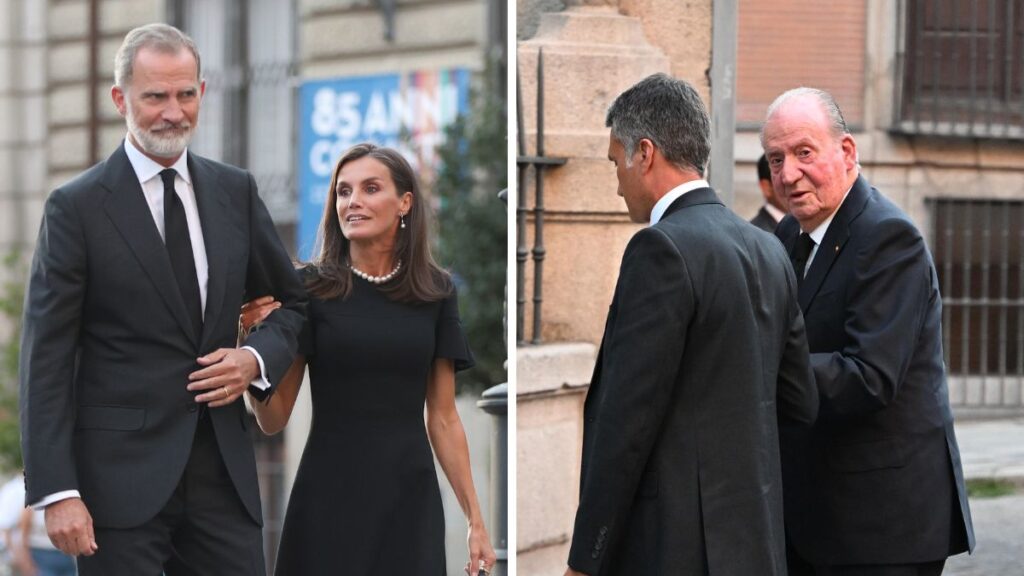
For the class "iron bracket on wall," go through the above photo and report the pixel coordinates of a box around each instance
[516,49,566,345]
[378,0,397,42]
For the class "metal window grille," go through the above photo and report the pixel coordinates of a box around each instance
[179,0,297,226]
[895,0,1024,139]
[931,198,1024,413]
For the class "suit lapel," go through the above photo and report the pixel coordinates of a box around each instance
[797,175,871,311]
[189,153,231,351]
[101,144,197,345]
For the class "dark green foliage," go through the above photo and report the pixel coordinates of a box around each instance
[435,78,508,394]
[0,251,24,472]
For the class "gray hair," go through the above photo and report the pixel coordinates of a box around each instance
[605,73,711,176]
[761,87,849,145]
[114,23,202,88]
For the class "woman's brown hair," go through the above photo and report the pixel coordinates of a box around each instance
[305,143,452,303]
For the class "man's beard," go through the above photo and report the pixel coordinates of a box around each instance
[126,104,193,158]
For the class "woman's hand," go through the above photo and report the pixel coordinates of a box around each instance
[238,296,280,337]
[464,522,497,575]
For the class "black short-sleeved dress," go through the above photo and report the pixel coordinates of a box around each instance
[273,274,474,575]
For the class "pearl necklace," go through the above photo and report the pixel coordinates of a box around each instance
[350,260,402,284]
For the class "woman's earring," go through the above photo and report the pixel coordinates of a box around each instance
[400,213,407,229]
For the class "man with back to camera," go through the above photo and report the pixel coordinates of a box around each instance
[762,87,974,576]
[19,23,306,574]
[750,153,787,232]
[563,73,818,576]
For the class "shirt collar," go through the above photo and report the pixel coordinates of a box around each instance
[124,135,192,186]
[764,202,786,223]
[649,179,710,226]
[806,187,852,245]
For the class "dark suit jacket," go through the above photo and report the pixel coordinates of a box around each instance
[19,143,307,528]
[776,175,974,565]
[750,205,779,233]
[568,188,817,576]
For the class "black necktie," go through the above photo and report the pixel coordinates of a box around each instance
[161,169,202,341]
[791,232,815,287]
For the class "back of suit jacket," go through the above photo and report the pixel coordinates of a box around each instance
[20,145,307,528]
[568,188,817,576]
[775,175,974,564]
[750,206,778,233]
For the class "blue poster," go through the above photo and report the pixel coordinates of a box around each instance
[296,69,471,260]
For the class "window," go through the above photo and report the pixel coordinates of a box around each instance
[178,0,297,234]
[931,198,1024,407]
[896,0,1024,139]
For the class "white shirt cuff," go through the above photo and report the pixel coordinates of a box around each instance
[31,490,80,510]
[241,346,271,391]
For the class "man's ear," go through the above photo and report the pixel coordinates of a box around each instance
[841,135,858,171]
[637,138,656,172]
[111,85,127,117]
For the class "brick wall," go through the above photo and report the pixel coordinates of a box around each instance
[737,0,866,128]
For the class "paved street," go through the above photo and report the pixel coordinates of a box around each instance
[945,419,1024,575]
[945,493,1024,576]
[955,419,1024,482]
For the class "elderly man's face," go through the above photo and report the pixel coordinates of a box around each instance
[762,96,857,231]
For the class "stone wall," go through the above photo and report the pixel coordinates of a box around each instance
[0,0,51,265]
[299,0,486,79]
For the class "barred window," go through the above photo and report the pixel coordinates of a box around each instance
[896,0,1024,139]
[178,0,298,230]
[931,198,1024,408]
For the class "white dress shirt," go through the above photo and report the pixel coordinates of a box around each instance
[801,188,852,277]
[125,137,210,310]
[763,202,786,224]
[649,179,711,226]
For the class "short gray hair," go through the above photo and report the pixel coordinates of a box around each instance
[605,73,711,176]
[761,87,849,144]
[114,23,202,88]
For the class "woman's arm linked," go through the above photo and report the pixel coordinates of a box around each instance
[239,296,307,435]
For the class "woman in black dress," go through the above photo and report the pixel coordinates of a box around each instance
[243,143,497,575]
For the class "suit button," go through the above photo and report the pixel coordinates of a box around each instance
[591,551,599,559]
[586,416,595,423]
[186,401,198,412]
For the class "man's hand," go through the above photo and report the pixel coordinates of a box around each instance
[188,348,260,408]
[44,498,97,556]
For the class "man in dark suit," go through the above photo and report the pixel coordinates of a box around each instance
[750,153,786,232]
[762,87,974,576]
[564,73,818,576]
[19,24,306,574]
